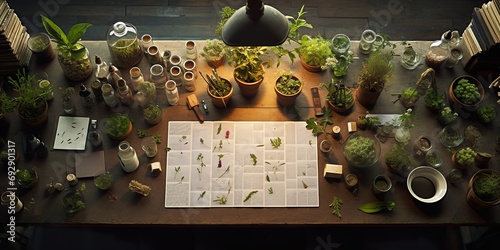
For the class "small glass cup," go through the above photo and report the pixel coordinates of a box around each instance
[141,137,158,158]
[94,171,113,190]
[447,169,463,184]
[27,33,55,63]
[331,34,351,54]
[439,125,463,148]
[358,29,376,54]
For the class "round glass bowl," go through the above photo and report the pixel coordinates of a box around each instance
[343,131,381,168]
[438,125,464,148]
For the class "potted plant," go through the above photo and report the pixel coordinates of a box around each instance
[356,114,379,131]
[399,87,419,108]
[449,75,484,111]
[15,168,38,189]
[8,68,49,126]
[143,103,162,125]
[61,183,86,214]
[135,81,157,107]
[424,87,447,113]
[27,32,56,63]
[467,169,500,210]
[452,147,477,170]
[475,151,494,168]
[200,39,227,68]
[274,72,303,106]
[0,91,16,124]
[298,35,333,72]
[94,171,113,190]
[355,50,394,108]
[41,15,93,81]
[227,46,266,98]
[438,107,458,126]
[105,113,133,140]
[204,70,233,108]
[343,131,381,168]
[324,80,354,114]
[384,143,414,175]
[476,104,496,124]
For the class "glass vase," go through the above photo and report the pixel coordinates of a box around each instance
[106,22,143,68]
[358,29,376,55]
[62,97,76,115]
[57,43,93,81]
[394,125,411,144]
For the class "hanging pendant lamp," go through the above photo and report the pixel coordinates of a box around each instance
[221,0,290,46]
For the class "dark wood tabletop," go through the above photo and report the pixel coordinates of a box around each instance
[1,40,499,226]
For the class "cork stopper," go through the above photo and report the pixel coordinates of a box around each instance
[95,54,102,64]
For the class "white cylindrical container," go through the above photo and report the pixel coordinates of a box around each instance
[118,141,139,172]
[141,34,153,52]
[185,40,197,60]
[182,59,197,79]
[129,67,144,92]
[170,66,183,87]
[165,80,179,106]
[183,71,196,92]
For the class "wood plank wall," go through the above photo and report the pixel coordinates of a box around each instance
[7,0,489,41]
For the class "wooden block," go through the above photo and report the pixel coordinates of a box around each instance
[348,122,357,133]
[324,164,343,179]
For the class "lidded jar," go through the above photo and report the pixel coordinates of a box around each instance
[425,30,452,69]
[106,21,143,68]
[118,141,139,172]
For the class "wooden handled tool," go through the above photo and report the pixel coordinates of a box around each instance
[187,94,204,123]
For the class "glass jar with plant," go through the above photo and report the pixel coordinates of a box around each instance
[8,68,48,126]
[400,42,421,70]
[135,81,157,108]
[106,22,143,68]
[94,171,113,190]
[61,183,86,214]
[438,107,458,126]
[143,103,162,125]
[450,76,484,111]
[398,87,419,108]
[438,125,464,148]
[227,46,267,97]
[452,147,477,170]
[384,143,414,175]
[16,168,38,189]
[355,50,394,108]
[105,113,133,140]
[41,15,93,81]
[394,108,416,144]
[476,104,496,124]
[202,69,233,108]
[60,87,76,115]
[274,72,303,106]
[324,79,354,114]
[467,169,500,210]
[356,113,379,131]
[424,88,447,113]
[298,35,333,72]
[200,39,227,68]
[343,131,381,168]
[425,150,443,168]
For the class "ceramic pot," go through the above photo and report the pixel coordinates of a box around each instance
[17,100,49,127]
[466,169,500,210]
[234,73,263,98]
[355,86,382,108]
[207,78,233,108]
[449,75,484,112]
[107,121,133,141]
[300,58,322,72]
[274,75,303,106]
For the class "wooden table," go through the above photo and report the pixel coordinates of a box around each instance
[1,40,499,226]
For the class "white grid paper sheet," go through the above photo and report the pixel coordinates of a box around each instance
[165,121,319,208]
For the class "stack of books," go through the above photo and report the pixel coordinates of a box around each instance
[0,0,31,76]
[461,0,500,77]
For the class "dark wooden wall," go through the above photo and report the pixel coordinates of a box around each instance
[7,0,489,41]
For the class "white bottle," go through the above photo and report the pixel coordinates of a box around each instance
[118,141,139,172]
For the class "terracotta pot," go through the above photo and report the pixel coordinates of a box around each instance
[356,116,367,130]
[300,58,322,73]
[274,75,303,106]
[207,57,225,68]
[466,169,500,210]
[207,78,234,108]
[355,86,381,108]
[234,73,264,98]
[449,75,484,112]
[17,100,49,127]
[107,121,133,141]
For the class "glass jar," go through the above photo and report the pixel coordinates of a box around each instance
[91,79,103,101]
[444,46,463,69]
[27,33,55,63]
[401,43,421,70]
[118,141,139,172]
[358,29,376,55]
[57,43,93,81]
[165,80,179,105]
[62,95,76,115]
[394,124,411,144]
[150,64,167,90]
[106,21,143,68]
[170,66,183,87]
[331,34,350,54]
[146,45,162,64]
[101,83,119,107]
[129,67,144,92]
[425,30,452,69]
[185,40,197,60]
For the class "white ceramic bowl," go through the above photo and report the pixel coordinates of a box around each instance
[407,166,447,203]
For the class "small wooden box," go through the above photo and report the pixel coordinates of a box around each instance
[323,164,343,179]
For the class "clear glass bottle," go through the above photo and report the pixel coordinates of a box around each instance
[170,66,183,87]
[79,83,95,110]
[185,40,197,60]
[358,29,376,55]
[91,79,104,101]
[129,67,144,92]
[150,64,167,90]
[425,30,452,69]
[117,79,135,106]
[165,80,179,105]
[27,134,48,158]
[401,43,421,70]
[101,83,119,107]
[118,141,139,172]
[94,54,109,82]
[106,21,143,68]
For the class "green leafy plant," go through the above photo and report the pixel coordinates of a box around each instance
[275,72,302,95]
[438,107,458,125]
[357,114,379,131]
[40,15,91,60]
[455,147,477,167]
[384,143,414,173]
[137,81,157,103]
[344,133,379,167]
[473,171,500,202]
[453,78,481,105]
[94,172,113,190]
[298,34,333,67]
[424,88,446,110]
[305,110,334,136]
[200,39,227,65]
[143,104,162,122]
[477,104,496,123]
[59,87,75,102]
[227,46,267,83]
[205,71,231,97]
[8,68,46,119]
[358,201,395,213]
[62,183,86,213]
[105,113,131,138]
[215,7,236,37]
[270,137,282,149]
[0,90,16,116]
[357,50,394,92]
[15,168,38,188]
[329,196,343,218]
[399,87,419,107]
[325,80,354,108]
